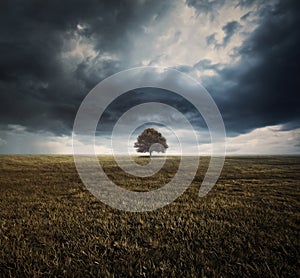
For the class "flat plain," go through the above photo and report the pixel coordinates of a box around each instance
[0,155,299,277]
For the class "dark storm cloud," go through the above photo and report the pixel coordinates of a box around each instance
[97,88,206,135]
[194,59,223,72]
[176,59,223,74]
[0,0,173,135]
[206,21,242,49]
[240,11,252,21]
[178,0,300,135]
[221,21,242,47]
[186,0,270,13]
[185,0,225,16]
[206,21,242,48]
[0,0,299,141]
[206,33,217,47]
[74,58,121,91]
[201,0,300,134]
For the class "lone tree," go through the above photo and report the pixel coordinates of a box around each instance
[134,128,168,157]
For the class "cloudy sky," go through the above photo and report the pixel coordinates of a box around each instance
[0,0,299,154]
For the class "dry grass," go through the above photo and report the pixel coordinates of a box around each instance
[0,155,299,277]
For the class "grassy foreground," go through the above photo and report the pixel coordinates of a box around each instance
[0,155,299,277]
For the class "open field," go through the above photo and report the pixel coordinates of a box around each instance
[0,155,299,277]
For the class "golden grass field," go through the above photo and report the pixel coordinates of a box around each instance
[0,155,299,277]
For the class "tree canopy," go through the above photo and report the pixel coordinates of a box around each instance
[134,128,168,157]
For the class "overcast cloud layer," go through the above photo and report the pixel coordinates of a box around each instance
[0,0,299,154]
